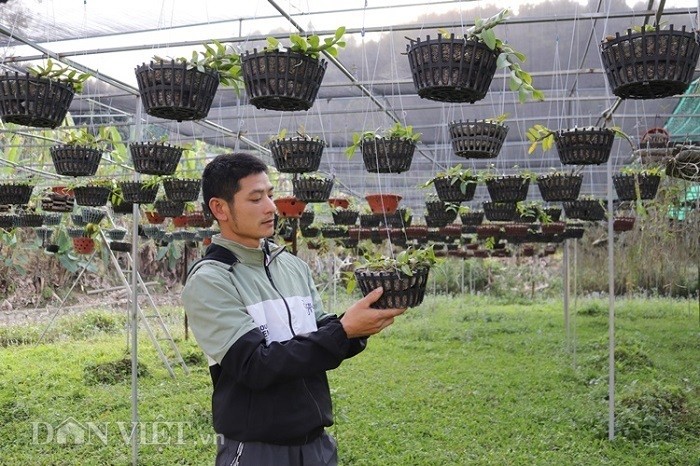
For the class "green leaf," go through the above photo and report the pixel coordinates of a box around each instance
[480,29,497,50]
[335,26,346,39]
[496,53,510,69]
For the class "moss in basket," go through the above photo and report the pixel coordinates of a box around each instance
[346,246,439,294]
[345,122,421,158]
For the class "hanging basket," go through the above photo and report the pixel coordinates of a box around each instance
[555,127,615,165]
[365,193,401,214]
[433,176,477,202]
[0,214,15,230]
[50,145,102,177]
[269,137,325,173]
[612,173,661,201]
[72,237,95,255]
[476,223,502,239]
[292,176,334,203]
[119,181,159,204]
[0,73,75,128]
[485,175,530,202]
[424,211,456,228]
[406,34,498,103]
[536,174,583,202]
[106,228,127,241]
[163,178,201,202]
[73,185,111,207]
[332,209,359,226]
[13,212,44,228]
[563,199,606,221]
[110,241,132,253]
[482,201,517,222]
[459,210,484,226]
[448,120,509,159]
[665,148,700,182]
[380,209,412,228]
[112,200,134,215]
[42,213,62,226]
[274,196,307,218]
[613,216,636,232]
[359,213,381,228]
[241,50,327,111]
[540,222,566,235]
[640,127,670,149]
[320,225,348,239]
[360,137,416,174]
[0,183,34,205]
[130,142,184,176]
[600,25,700,99]
[81,207,105,224]
[355,267,430,309]
[154,199,185,218]
[543,207,562,222]
[135,60,220,121]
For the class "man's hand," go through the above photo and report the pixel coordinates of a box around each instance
[340,287,407,338]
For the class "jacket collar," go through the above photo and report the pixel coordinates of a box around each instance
[212,235,285,265]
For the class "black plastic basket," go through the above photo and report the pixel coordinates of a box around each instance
[292,177,334,203]
[448,119,509,159]
[537,174,583,202]
[135,61,220,121]
[332,209,359,226]
[406,34,498,103]
[0,73,74,128]
[563,200,606,221]
[119,181,159,204]
[163,178,201,202]
[154,199,185,218]
[73,186,111,207]
[555,127,615,165]
[13,212,44,227]
[459,210,484,226]
[242,50,327,111]
[425,211,457,228]
[612,173,661,201]
[600,25,700,99]
[486,176,530,202]
[0,214,15,230]
[360,137,416,174]
[81,207,106,224]
[433,176,477,202]
[483,201,517,222]
[110,241,132,252]
[130,142,184,176]
[269,138,325,173]
[355,267,430,309]
[50,145,102,177]
[359,214,381,228]
[0,183,33,205]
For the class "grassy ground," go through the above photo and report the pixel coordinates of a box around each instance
[0,296,698,465]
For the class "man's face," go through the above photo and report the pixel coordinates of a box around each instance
[211,172,276,248]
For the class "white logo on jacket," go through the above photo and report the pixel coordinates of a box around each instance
[246,296,317,344]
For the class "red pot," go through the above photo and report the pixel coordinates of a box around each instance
[172,215,188,228]
[613,216,635,232]
[72,237,95,254]
[327,197,350,209]
[364,193,401,214]
[52,186,74,197]
[145,211,165,224]
[274,196,307,218]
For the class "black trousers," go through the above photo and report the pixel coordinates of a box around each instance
[215,431,338,466]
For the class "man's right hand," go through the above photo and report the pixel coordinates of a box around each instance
[339,287,407,338]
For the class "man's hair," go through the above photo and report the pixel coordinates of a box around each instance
[202,153,269,210]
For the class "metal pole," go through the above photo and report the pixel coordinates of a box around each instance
[564,240,570,350]
[607,143,616,441]
[131,99,143,466]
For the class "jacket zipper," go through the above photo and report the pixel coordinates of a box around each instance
[263,252,296,337]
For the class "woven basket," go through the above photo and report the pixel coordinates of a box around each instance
[563,200,606,221]
[406,34,498,103]
[600,25,700,99]
[50,145,102,177]
[433,176,477,202]
[536,174,583,202]
[665,149,700,182]
[73,186,111,207]
[0,73,74,128]
[130,142,184,176]
[483,201,517,222]
[119,181,159,204]
[242,50,327,111]
[555,127,615,165]
[355,267,430,309]
[163,178,201,202]
[486,176,530,202]
[360,137,416,174]
[269,138,325,173]
[449,120,508,159]
[0,183,34,205]
[292,177,334,203]
[135,61,220,121]
[612,173,661,201]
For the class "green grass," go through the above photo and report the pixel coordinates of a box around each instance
[0,297,698,465]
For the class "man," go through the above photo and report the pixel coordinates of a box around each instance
[182,153,406,466]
